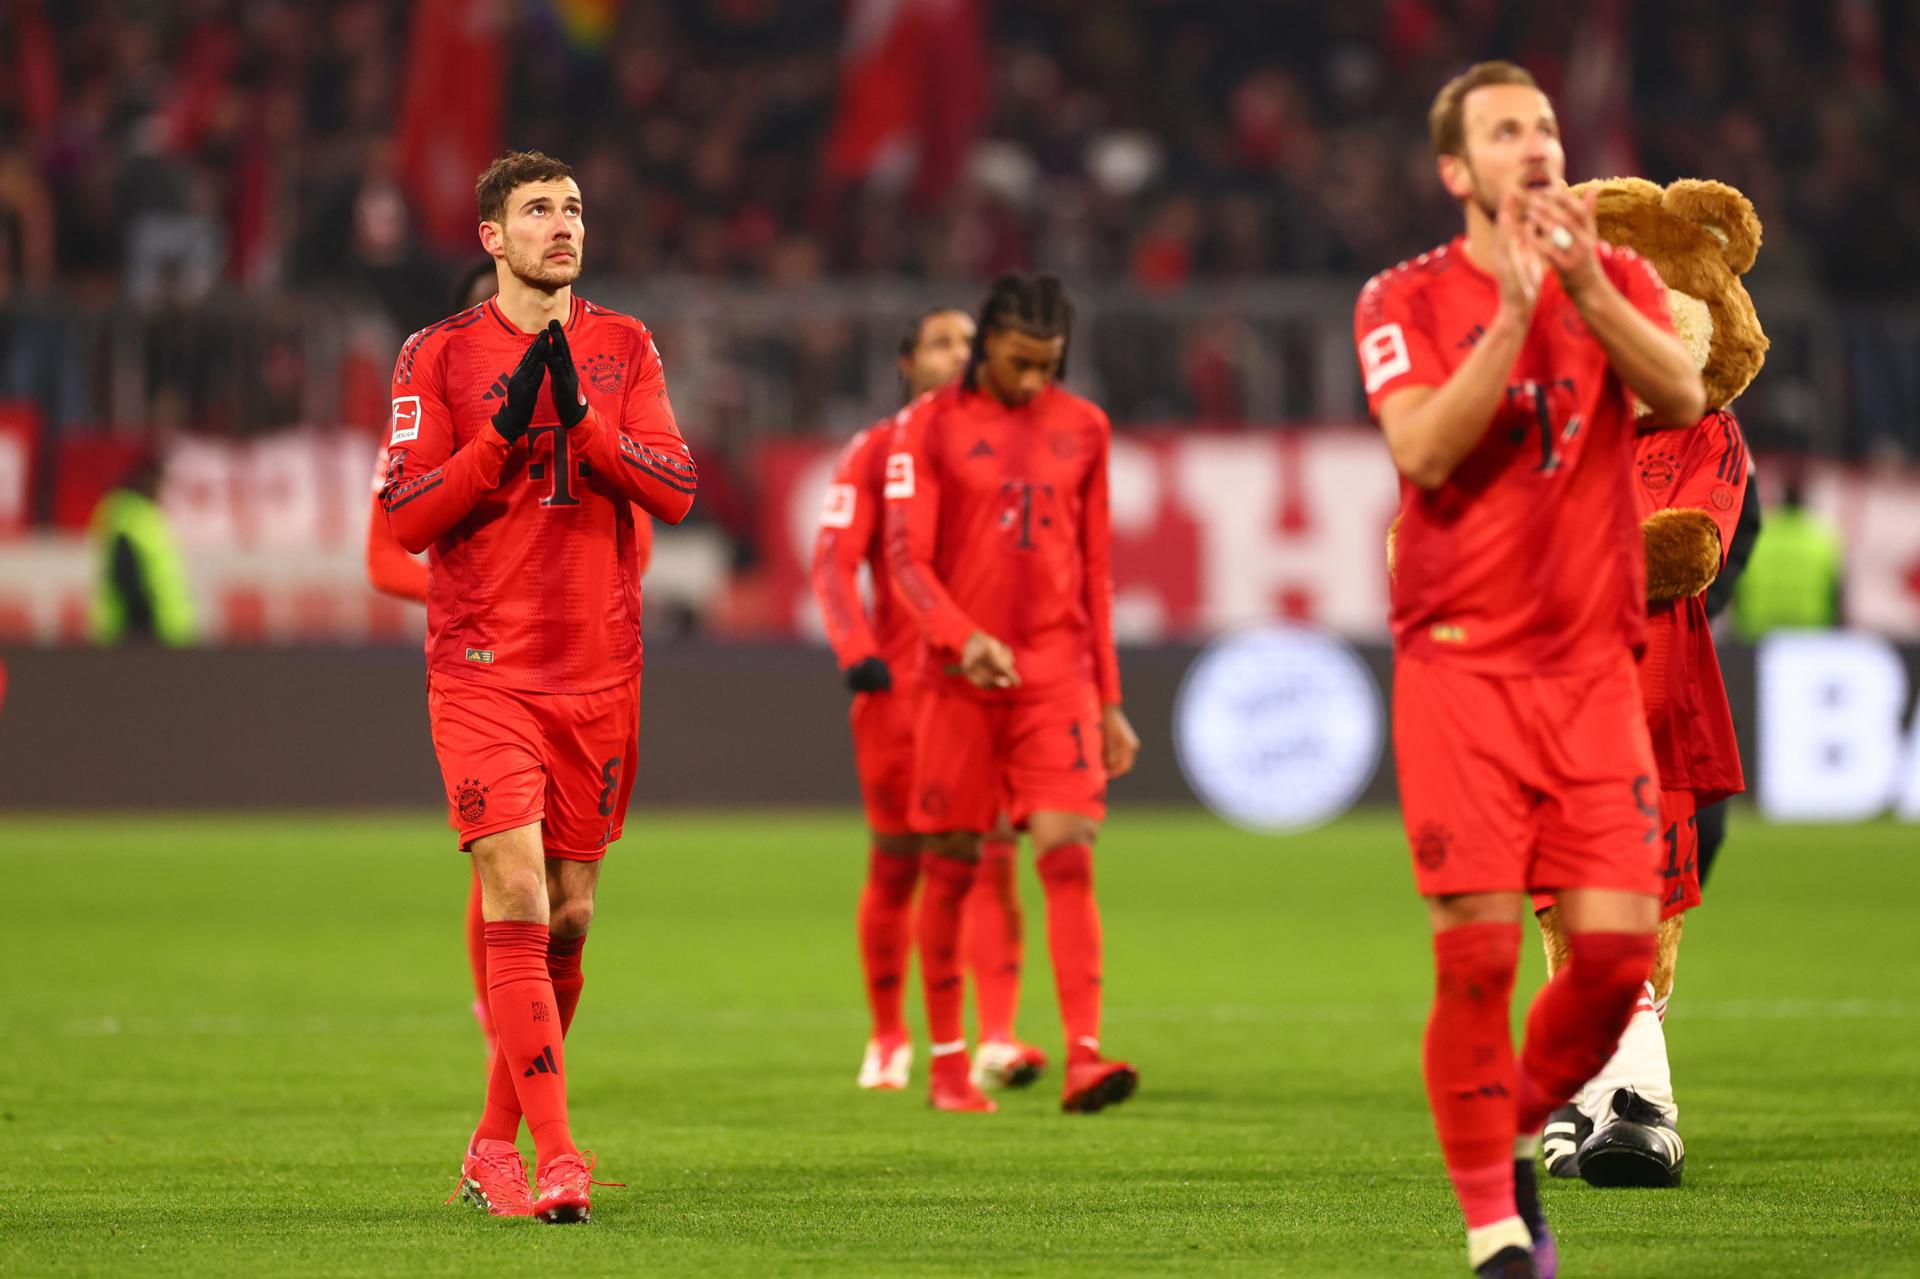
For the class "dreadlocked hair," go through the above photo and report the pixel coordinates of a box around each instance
[964,272,1074,388]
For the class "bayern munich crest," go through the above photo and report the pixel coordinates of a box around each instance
[1173,624,1385,834]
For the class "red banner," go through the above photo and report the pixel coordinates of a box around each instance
[756,428,1920,643]
[0,401,41,537]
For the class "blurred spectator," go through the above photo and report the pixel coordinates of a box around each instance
[88,452,195,646]
[0,0,1915,456]
[1732,472,1845,640]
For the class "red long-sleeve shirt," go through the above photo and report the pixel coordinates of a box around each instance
[364,447,655,606]
[1633,409,1747,805]
[883,383,1121,704]
[810,419,919,674]
[365,442,427,603]
[379,295,695,693]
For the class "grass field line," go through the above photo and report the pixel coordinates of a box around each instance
[24,996,1914,1041]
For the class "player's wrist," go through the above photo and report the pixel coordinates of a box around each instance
[1563,263,1614,314]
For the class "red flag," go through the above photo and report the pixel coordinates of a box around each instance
[824,0,985,206]
[10,0,61,134]
[396,0,507,253]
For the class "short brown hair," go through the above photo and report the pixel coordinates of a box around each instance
[475,151,575,224]
[1428,61,1539,158]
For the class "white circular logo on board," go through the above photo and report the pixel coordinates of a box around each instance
[1173,623,1385,833]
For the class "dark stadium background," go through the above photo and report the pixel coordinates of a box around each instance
[1,0,1915,817]
[3,6,1919,1278]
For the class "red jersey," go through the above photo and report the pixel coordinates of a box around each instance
[1357,236,1676,675]
[364,443,653,606]
[884,382,1121,703]
[811,418,918,674]
[1634,410,1747,804]
[380,295,696,693]
[365,443,427,603]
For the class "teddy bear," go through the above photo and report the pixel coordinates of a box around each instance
[1533,176,1769,1190]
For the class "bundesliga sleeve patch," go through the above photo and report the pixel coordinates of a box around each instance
[1359,324,1412,395]
[819,482,857,529]
[390,396,421,444]
[884,453,914,500]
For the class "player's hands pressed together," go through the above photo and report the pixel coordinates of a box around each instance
[490,329,551,444]
[960,629,1020,690]
[543,319,589,429]
[1492,189,1544,320]
[1526,184,1604,302]
[1101,703,1140,778]
[844,656,893,694]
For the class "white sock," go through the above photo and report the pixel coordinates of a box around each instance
[1467,1217,1531,1268]
[1513,1133,1541,1161]
[1576,981,1677,1126]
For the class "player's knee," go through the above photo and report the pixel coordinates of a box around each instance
[1432,923,1520,1005]
[548,895,595,941]
[1031,816,1098,855]
[485,868,548,922]
[1037,842,1094,893]
[872,831,921,858]
[929,831,982,862]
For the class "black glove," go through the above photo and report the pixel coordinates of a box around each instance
[544,319,588,429]
[844,656,893,693]
[490,330,550,445]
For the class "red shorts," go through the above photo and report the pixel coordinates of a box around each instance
[909,681,1107,834]
[1534,787,1700,921]
[850,684,919,836]
[427,672,640,860]
[1393,654,1661,898]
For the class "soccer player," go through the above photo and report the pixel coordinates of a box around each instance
[1537,412,1749,1187]
[366,259,654,1062]
[886,273,1141,1115]
[381,151,696,1223]
[1354,63,1705,1278]
[811,308,1046,1094]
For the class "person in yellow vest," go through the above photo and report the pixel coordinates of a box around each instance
[89,454,196,646]
[1732,478,1843,639]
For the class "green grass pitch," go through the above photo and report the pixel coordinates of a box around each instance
[1,809,1916,1277]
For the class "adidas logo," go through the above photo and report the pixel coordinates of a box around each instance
[482,372,511,401]
[522,1044,558,1077]
[967,439,995,458]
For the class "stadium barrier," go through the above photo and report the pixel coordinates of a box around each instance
[4,637,1915,824]
[3,429,1918,645]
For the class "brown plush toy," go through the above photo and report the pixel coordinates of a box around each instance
[1539,175,1769,996]
[1533,176,1768,1189]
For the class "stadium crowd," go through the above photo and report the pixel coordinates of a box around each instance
[0,0,1916,458]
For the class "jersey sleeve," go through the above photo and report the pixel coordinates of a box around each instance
[569,327,698,524]
[364,458,427,602]
[883,401,979,656]
[1081,410,1122,705]
[1602,243,1676,334]
[1666,411,1748,557]
[1354,272,1447,421]
[379,333,513,554]
[809,431,884,669]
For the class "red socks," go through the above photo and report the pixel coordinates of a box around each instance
[548,934,586,1034]
[857,849,921,1041]
[1425,923,1521,1229]
[464,871,487,1007]
[916,853,977,1049]
[476,921,577,1166]
[1036,844,1102,1062]
[963,838,1023,1042]
[1515,930,1658,1136]
[473,931,588,1149]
